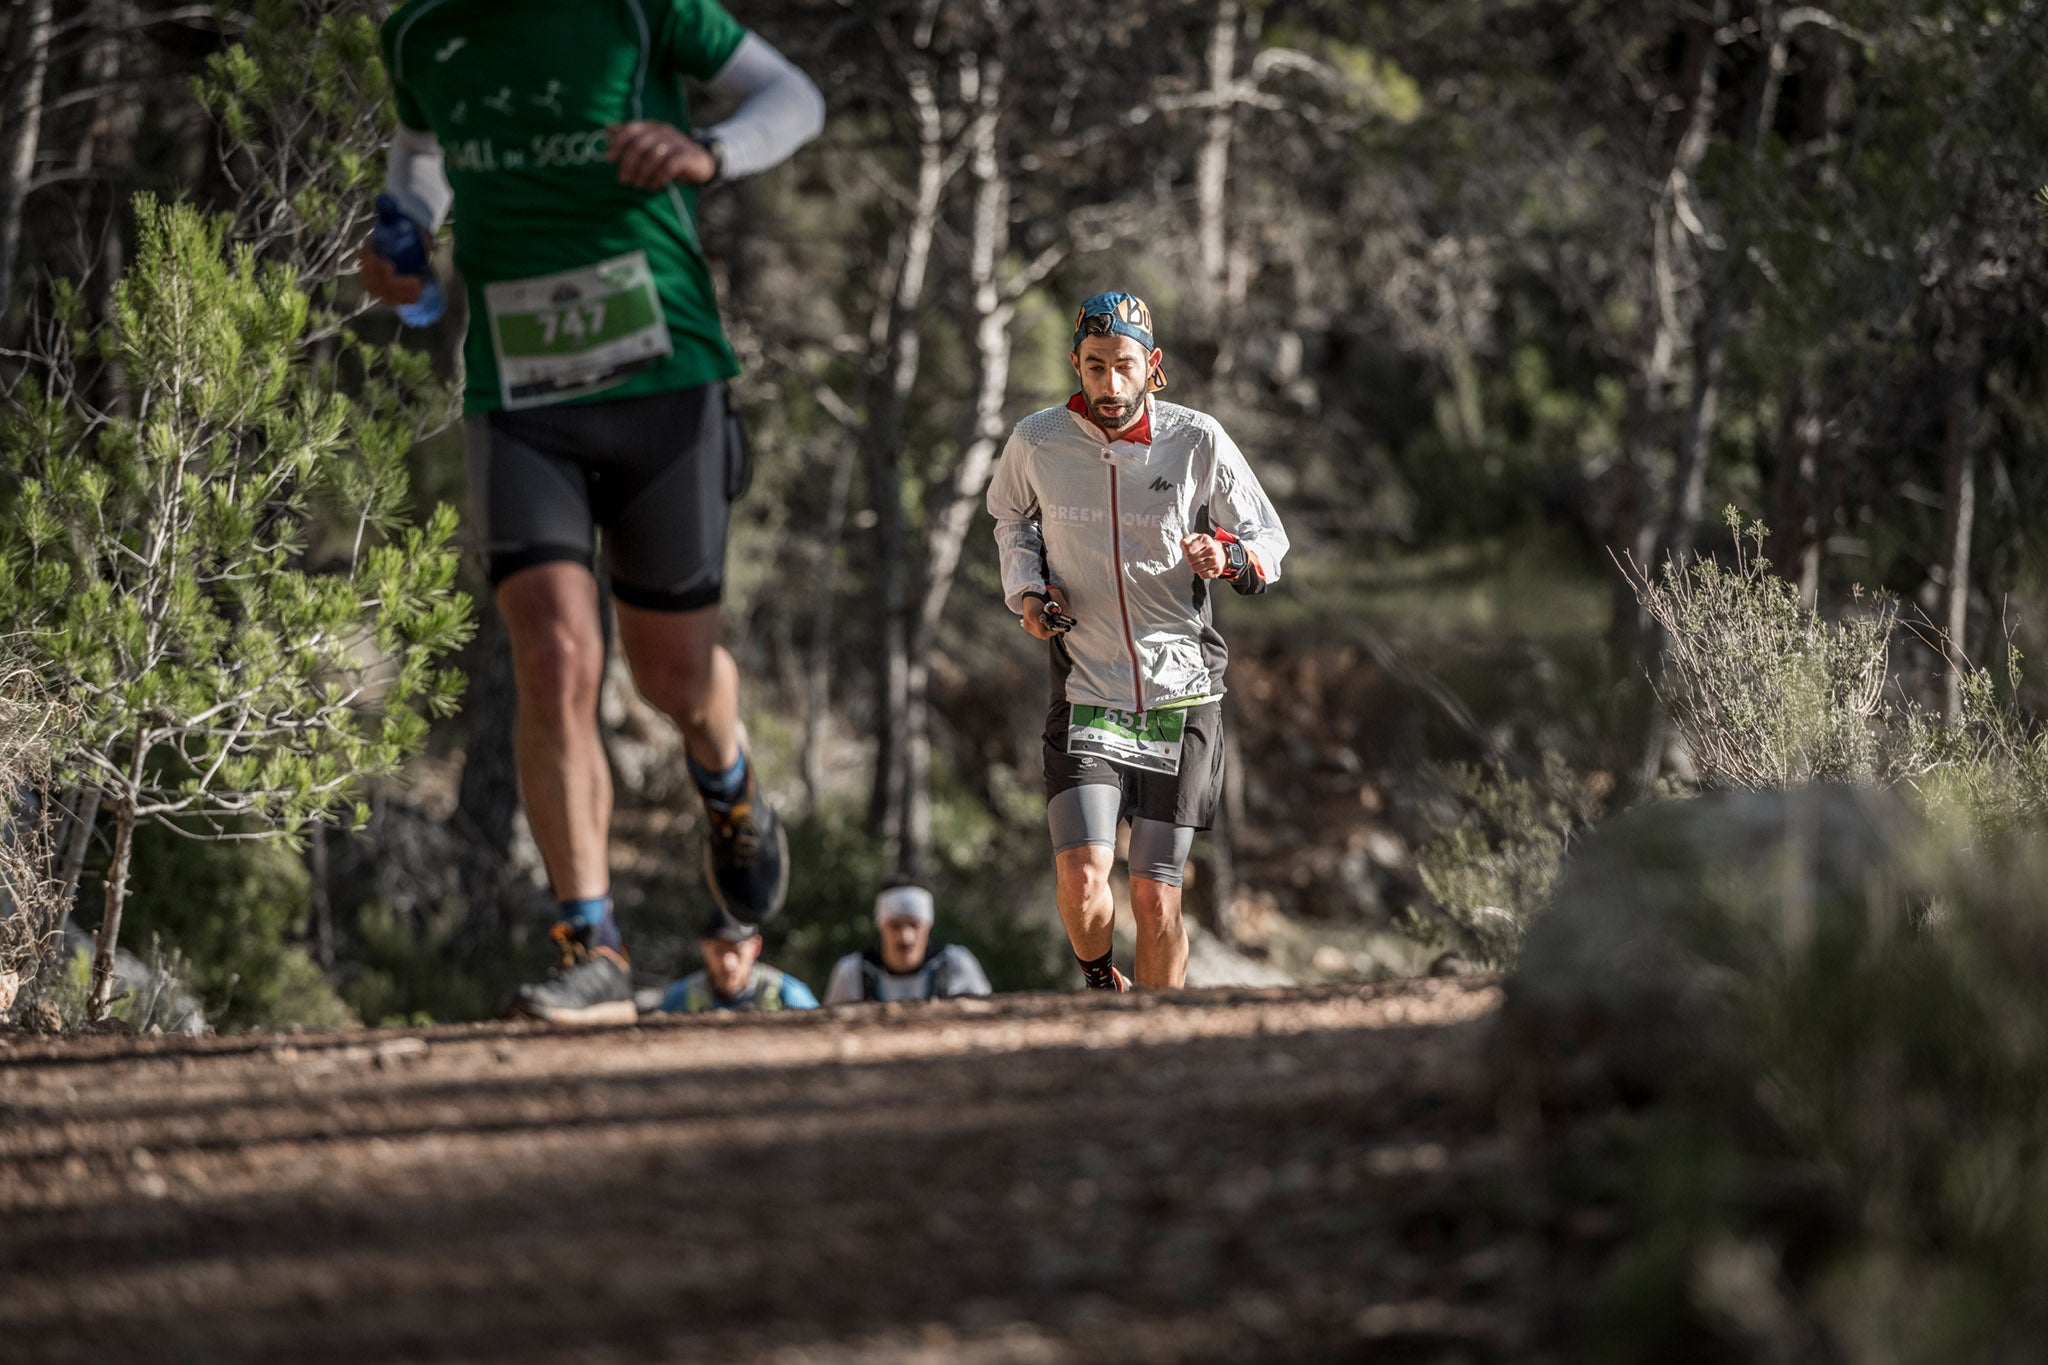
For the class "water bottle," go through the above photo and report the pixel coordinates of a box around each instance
[370,193,445,328]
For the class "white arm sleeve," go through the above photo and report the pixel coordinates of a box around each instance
[698,32,825,180]
[384,124,453,232]
[822,954,865,1005]
[987,429,1051,614]
[1209,426,1290,584]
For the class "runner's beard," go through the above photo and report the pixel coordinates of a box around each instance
[1091,395,1139,432]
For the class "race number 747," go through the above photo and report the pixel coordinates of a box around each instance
[536,303,607,346]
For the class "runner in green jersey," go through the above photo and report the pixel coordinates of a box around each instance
[364,0,824,1023]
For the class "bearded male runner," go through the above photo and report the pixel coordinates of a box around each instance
[364,1,824,1022]
[986,293,1289,990]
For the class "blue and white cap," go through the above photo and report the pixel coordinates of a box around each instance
[1071,291,1168,391]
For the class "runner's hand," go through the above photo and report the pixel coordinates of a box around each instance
[1182,533,1228,579]
[358,239,424,305]
[607,121,717,190]
[1021,587,1073,640]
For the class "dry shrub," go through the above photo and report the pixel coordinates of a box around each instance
[1623,511,1892,790]
[0,660,73,1012]
[1625,508,2048,845]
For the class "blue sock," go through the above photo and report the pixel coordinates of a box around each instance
[688,749,748,810]
[558,894,622,953]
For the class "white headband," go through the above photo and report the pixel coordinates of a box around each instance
[874,884,935,926]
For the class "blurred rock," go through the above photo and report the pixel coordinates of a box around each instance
[1498,785,1922,1105]
[1185,924,1294,988]
[1428,951,1472,977]
[59,921,209,1036]
[1331,849,1384,918]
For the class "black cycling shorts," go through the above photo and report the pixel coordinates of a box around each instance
[1041,641,1226,830]
[462,383,752,612]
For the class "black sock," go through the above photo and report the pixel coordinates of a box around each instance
[1077,949,1118,990]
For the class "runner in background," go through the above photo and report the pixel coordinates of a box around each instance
[821,876,993,1004]
[363,2,824,1023]
[658,908,818,1014]
[986,293,1289,991]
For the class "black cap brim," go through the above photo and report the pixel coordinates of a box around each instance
[699,908,761,943]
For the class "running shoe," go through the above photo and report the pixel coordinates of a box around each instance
[701,752,790,925]
[1085,965,1134,993]
[510,922,637,1025]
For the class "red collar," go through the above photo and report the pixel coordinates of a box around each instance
[1067,392,1152,445]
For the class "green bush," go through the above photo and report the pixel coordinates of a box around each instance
[1412,753,1604,968]
[341,896,533,1027]
[115,828,354,1031]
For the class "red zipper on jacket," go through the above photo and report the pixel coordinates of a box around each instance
[1107,464,1146,714]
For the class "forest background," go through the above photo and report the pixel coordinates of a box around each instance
[1,0,2044,1030]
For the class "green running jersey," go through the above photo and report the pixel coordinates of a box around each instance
[379,0,748,413]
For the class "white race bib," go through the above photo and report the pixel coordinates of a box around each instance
[484,251,672,410]
[1067,704,1185,775]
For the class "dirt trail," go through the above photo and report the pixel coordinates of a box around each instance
[1,980,1520,1364]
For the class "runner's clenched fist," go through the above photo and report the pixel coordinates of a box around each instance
[606,121,717,189]
[358,241,425,305]
[1021,586,1073,640]
[1181,533,1227,579]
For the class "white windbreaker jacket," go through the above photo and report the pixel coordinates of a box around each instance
[987,397,1290,712]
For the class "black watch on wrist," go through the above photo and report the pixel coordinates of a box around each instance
[699,135,726,186]
[1222,540,1249,577]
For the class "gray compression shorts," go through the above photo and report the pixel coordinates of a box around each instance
[1047,787,1197,887]
[463,383,752,612]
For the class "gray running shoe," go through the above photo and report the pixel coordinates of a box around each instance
[510,923,637,1025]
[701,754,790,925]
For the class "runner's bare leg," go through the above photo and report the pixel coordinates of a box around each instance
[499,562,612,901]
[1054,844,1116,961]
[613,600,742,773]
[1130,876,1188,988]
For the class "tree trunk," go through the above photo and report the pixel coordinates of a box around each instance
[0,0,55,342]
[1665,0,1785,569]
[864,58,949,855]
[1767,387,1825,609]
[898,47,1014,873]
[88,797,135,1021]
[1610,1,1726,796]
[56,784,101,913]
[1192,0,1240,351]
[80,0,141,410]
[308,820,333,971]
[454,600,521,932]
[800,433,858,819]
[1939,338,1979,722]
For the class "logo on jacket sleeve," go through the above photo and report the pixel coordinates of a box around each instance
[1148,475,1172,492]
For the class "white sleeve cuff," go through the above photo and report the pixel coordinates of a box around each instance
[697,32,825,180]
[386,125,453,232]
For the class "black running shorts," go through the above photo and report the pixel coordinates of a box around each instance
[462,383,752,612]
[1041,641,1226,830]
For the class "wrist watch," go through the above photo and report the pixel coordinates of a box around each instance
[700,135,726,186]
[1222,540,1249,577]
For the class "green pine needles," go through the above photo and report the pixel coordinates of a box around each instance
[0,196,471,1019]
